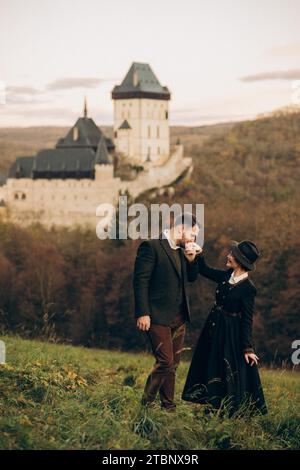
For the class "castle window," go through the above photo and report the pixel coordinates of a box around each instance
[14,193,19,200]
[73,126,79,141]
[147,147,151,161]
[157,126,160,138]
[114,131,117,138]
[148,126,151,138]
[21,193,26,200]
[165,110,168,119]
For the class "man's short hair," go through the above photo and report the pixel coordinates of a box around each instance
[173,212,199,229]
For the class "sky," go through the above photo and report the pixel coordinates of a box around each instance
[0,0,300,127]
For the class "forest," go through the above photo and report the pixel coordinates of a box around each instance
[0,112,299,364]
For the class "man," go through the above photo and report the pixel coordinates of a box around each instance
[133,213,200,411]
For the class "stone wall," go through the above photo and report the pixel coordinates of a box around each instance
[0,164,121,229]
[0,145,192,229]
[120,144,192,198]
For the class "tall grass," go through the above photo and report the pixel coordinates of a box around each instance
[0,335,299,450]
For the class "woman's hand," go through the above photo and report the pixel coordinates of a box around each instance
[184,242,202,262]
[244,352,259,366]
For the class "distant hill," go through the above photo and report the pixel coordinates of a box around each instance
[0,122,236,176]
[257,104,300,119]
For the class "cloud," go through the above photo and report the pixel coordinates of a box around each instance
[46,77,114,91]
[4,76,116,104]
[5,85,48,104]
[265,44,300,58]
[6,86,41,95]
[240,69,300,82]
[6,95,50,105]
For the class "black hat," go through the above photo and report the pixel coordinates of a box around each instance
[230,240,260,271]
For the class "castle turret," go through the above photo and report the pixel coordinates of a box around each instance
[112,62,171,165]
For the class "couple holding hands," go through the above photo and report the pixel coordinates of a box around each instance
[133,213,267,416]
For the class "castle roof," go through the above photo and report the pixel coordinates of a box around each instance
[8,109,114,180]
[8,156,35,178]
[112,62,171,100]
[95,136,113,164]
[56,117,105,149]
[118,119,131,130]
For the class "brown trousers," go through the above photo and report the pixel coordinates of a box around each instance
[142,312,186,409]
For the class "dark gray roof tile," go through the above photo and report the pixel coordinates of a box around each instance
[112,62,170,100]
[118,119,132,130]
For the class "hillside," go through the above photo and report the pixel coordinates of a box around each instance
[0,113,299,363]
[0,336,299,450]
[0,123,234,176]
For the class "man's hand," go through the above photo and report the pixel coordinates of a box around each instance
[137,315,151,331]
[244,352,259,366]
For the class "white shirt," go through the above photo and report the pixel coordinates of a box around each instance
[228,271,248,284]
[162,229,180,250]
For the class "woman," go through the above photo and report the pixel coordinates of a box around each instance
[182,240,267,416]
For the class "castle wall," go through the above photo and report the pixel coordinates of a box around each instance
[0,164,121,229]
[0,146,193,229]
[120,144,192,198]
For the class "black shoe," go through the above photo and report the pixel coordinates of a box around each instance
[161,406,176,413]
[141,398,156,408]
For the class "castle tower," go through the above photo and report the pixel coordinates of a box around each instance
[112,62,171,165]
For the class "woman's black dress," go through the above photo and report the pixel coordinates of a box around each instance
[182,254,267,416]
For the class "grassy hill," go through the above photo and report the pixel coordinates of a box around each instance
[0,336,299,450]
[0,123,234,177]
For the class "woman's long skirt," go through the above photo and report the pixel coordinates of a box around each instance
[181,306,267,416]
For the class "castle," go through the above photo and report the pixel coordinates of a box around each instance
[0,63,192,228]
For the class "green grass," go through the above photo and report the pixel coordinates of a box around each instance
[0,335,299,450]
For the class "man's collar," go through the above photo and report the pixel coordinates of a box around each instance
[162,229,180,250]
